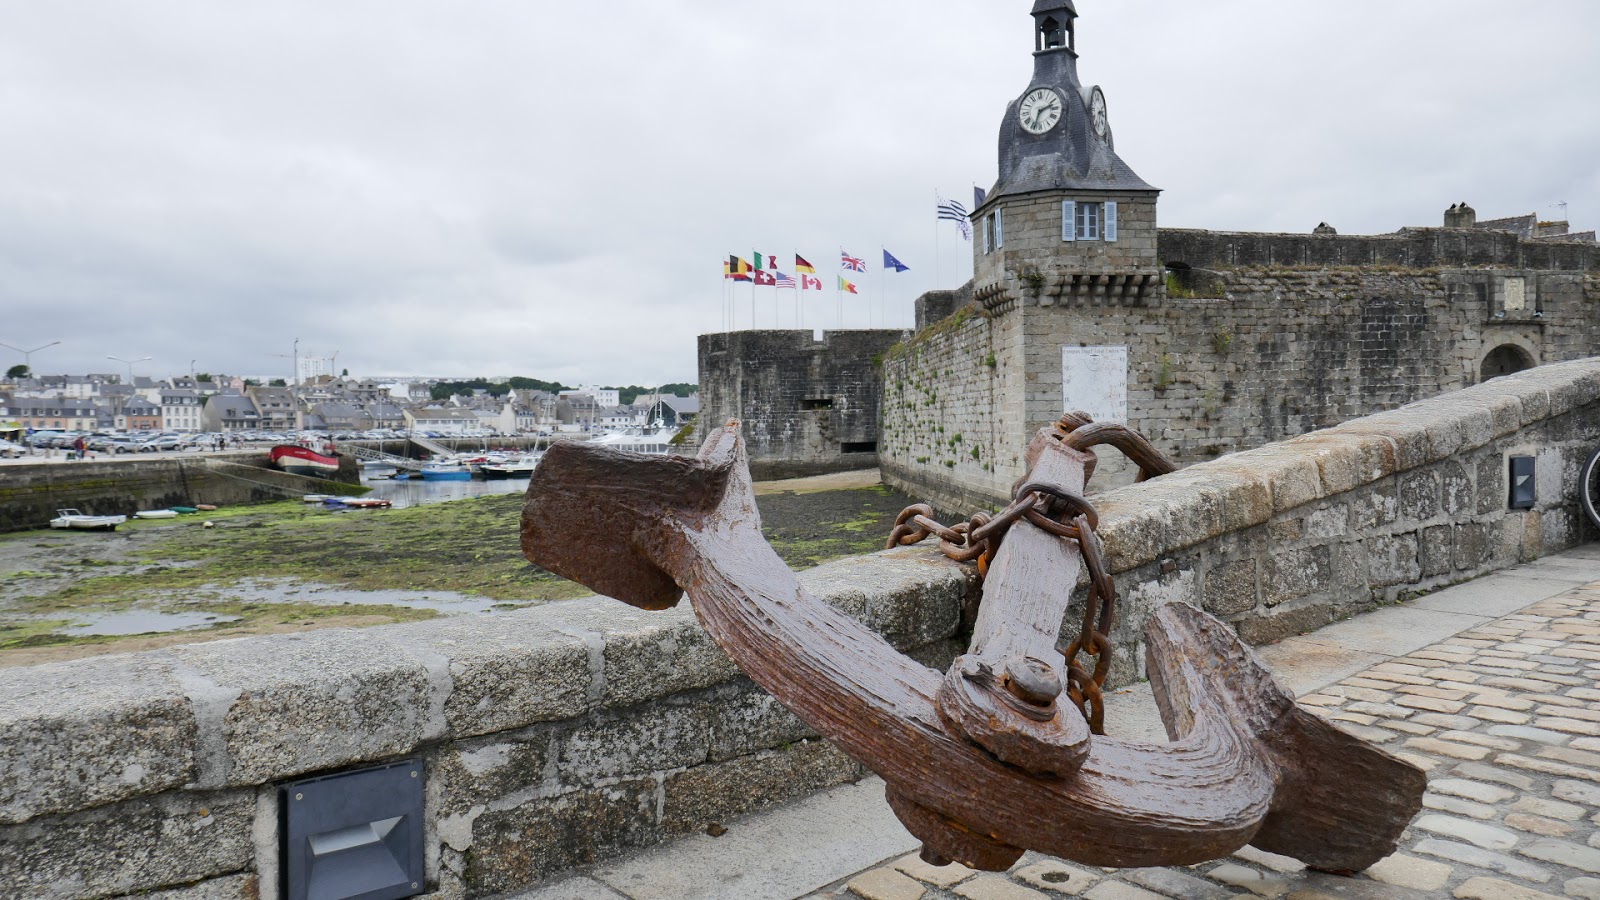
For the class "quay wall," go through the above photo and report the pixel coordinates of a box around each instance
[0,456,364,533]
[2,360,1599,897]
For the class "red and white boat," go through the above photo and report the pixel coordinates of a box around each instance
[269,445,340,477]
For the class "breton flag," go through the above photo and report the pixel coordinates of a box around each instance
[841,250,867,272]
[800,274,824,291]
[775,271,797,289]
[883,249,910,273]
[937,196,972,241]
[838,275,859,294]
[753,269,778,287]
[726,255,754,281]
[795,254,817,274]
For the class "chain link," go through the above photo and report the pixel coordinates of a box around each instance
[885,413,1177,735]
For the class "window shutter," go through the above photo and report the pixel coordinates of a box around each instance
[1062,200,1077,242]
[996,210,1005,249]
[1104,201,1119,242]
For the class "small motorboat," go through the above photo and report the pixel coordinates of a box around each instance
[135,510,180,520]
[50,509,128,531]
[170,506,200,515]
[420,462,472,481]
[480,453,544,480]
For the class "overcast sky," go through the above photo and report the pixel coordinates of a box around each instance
[2,0,1596,387]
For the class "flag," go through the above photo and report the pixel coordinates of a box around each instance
[753,269,777,287]
[726,255,753,281]
[841,250,867,272]
[974,186,989,208]
[754,252,775,270]
[838,275,859,294]
[795,254,816,274]
[775,271,797,289]
[937,196,973,242]
[883,249,910,273]
[800,274,823,291]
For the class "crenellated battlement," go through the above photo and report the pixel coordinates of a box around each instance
[1159,226,1600,274]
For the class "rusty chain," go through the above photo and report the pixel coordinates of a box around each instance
[886,413,1177,735]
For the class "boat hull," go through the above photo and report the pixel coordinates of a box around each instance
[420,469,472,481]
[270,445,341,478]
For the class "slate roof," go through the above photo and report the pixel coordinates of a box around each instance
[1476,215,1538,240]
[1031,0,1077,14]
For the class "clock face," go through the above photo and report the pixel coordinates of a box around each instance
[1089,87,1109,139]
[1019,88,1062,135]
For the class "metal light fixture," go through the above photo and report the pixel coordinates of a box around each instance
[282,759,424,900]
[1509,456,1537,510]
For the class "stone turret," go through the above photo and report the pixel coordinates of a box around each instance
[1445,203,1478,228]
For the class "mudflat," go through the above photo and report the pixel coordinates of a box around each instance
[0,472,913,667]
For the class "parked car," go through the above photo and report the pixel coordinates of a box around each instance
[0,439,24,458]
[138,435,184,452]
[88,436,142,454]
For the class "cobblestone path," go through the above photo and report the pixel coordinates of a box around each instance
[828,583,1600,900]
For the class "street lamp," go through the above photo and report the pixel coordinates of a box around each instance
[107,355,153,385]
[0,341,61,375]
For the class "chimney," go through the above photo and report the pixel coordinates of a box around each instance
[1444,203,1477,228]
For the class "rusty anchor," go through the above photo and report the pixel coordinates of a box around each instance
[521,417,1425,874]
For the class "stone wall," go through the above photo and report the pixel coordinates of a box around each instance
[886,259,1600,514]
[3,362,1599,898]
[697,329,908,479]
[1160,226,1600,273]
[0,554,972,900]
[0,456,365,533]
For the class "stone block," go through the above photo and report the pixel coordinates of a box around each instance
[601,606,742,709]
[1236,600,1334,645]
[429,731,554,818]
[1400,470,1442,521]
[467,780,661,896]
[1204,557,1259,616]
[661,739,859,835]
[1217,446,1323,515]
[1477,452,1507,516]
[0,654,197,824]
[1282,433,1369,496]
[0,789,253,899]
[140,874,261,900]
[557,701,712,783]
[809,553,966,648]
[163,629,443,787]
[706,681,818,763]
[1337,420,1432,472]
[1422,525,1455,577]
[1441,461,1475,516]
[1369,533,1422,588]
[1348,483,1400,530]
[1454,523,1492,572]
[1263,546,1332,608]
[384,613,594,740]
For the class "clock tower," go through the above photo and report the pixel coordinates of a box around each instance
[971,1,1162,310]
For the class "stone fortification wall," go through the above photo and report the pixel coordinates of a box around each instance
[0,554,972,900]
[2,362,1598,898]
[887,263,1600,512]
[1161,227,1600,273]
[0,456,364,533]
[697,329,908,479]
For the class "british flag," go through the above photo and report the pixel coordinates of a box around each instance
[840,250,867,273]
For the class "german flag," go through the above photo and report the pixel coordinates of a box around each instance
[795,254,816,274]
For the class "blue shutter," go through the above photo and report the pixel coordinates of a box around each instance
[1063,200,1077,242]
[1105,201,1119,242]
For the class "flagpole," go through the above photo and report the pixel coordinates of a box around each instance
[934,190,942,295]
[877,247,885,330]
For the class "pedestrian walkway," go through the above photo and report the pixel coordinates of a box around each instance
[509,546,1600,900]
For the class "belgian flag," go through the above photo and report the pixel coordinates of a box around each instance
[725,255,753,281]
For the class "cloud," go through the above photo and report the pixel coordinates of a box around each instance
[1,0,1596,384]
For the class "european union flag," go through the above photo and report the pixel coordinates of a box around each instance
[883,249,910,273]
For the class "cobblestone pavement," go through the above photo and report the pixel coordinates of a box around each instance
[822,582,1600,900]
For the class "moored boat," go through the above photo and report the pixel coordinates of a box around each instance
[135,509,180,520]
[270,445,341,478]
[50,509,128,531]
[420,461,472,481]
[480,453,544,479]
[337,498,393,509]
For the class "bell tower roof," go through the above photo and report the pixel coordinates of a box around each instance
[980,1,1155,208]
[1030,0,1078,16]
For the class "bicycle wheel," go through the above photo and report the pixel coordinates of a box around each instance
[1580,445,1600,532]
